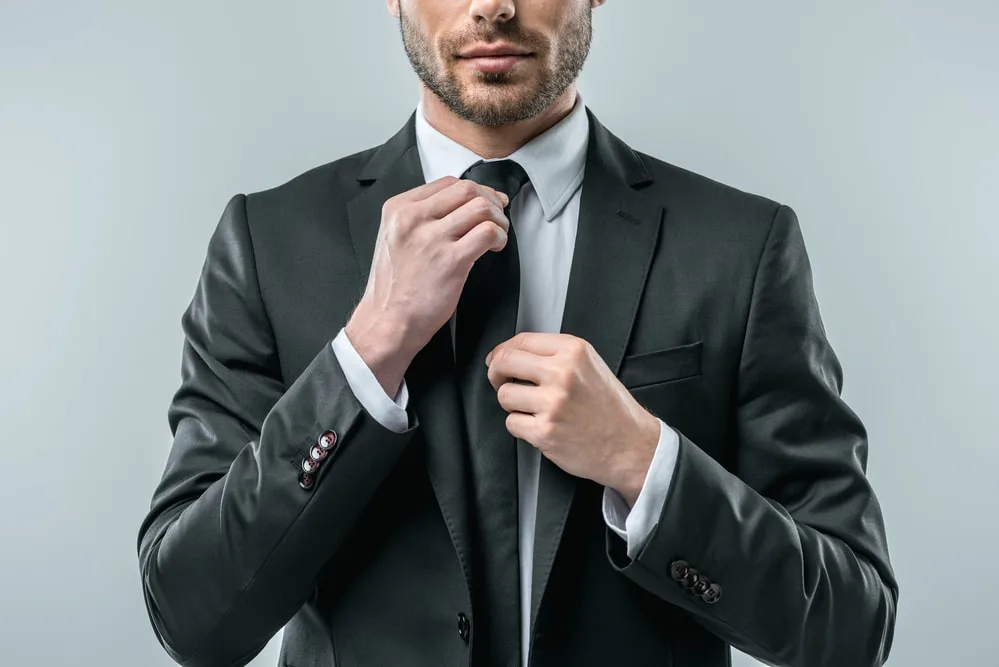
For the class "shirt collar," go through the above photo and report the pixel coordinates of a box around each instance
[414,94,589,222]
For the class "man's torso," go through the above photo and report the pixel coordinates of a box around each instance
[242,111,780,667]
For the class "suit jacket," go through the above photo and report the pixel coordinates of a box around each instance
[137,109,898,667]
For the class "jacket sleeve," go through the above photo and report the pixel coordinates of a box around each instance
[136,194,420,667]
[607,204,899,667]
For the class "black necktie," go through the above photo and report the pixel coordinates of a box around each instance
[455,159,531,667]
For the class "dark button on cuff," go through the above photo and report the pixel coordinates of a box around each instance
[310,445,328,462]
[693,578,710,595]
[299,471,315,490]
[702,583,723,604]
[683,570,701,589]
[302,457,320,474]
[457,613,470,642]
[670,560,689,581]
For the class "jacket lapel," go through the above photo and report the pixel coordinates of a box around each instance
[529,110,666,636]
[346,116,477,591]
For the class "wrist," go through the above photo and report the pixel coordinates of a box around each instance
[344,303,417,397]
[612,412,660,507]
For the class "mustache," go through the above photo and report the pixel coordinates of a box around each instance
[443,21,549,56]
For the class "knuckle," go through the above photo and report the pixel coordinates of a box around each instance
[569,338,589,362]
[496,347,514,365]
[384,198,407,220]
[472,196,494,215]
[380,198,396,219]
[394,211,414,234]
[548,389,567,413]
[386,224,408,248]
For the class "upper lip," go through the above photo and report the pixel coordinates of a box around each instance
[458,43,532,58]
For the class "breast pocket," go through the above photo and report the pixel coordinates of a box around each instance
[618,341,702,390]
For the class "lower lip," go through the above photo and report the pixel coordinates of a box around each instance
[460,55,530,75]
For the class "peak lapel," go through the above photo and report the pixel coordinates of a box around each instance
[529,110,666,638]
[345,115,477,591]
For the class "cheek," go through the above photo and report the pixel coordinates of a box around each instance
[534,0,575,29]
[415,1,460,33]
[404,2,446,44]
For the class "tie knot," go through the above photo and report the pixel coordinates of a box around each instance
[460,159,530,204]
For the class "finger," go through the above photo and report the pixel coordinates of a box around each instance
[504,412,537,443]
[444,195,510,239]
[489,332,568,362]
[486,347,548,391]
[496,380,544,415]
[422,179,509,219]
[453,219,509,265]
[395,176,462,203]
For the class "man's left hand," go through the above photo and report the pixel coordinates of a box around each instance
[485,332,661,506]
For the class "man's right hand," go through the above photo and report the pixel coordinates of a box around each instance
[344,176,511,398]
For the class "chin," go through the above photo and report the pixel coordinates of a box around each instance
[463,89,530,112]
[464,71,535,93]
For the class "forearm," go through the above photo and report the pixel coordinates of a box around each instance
[610,433,897,667]
[138,342,418,667]
[344,299,420,400]
[603,418,680,559]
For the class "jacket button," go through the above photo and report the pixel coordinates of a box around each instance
[693,578,710,595]
[683,569,701,589]
[302,457,321,474]
[702,583,723,604]
[298,471,315,490]
[670,560,689,581]
[318,430,338,451]
[457,613,470,642]
[310,445,328,462]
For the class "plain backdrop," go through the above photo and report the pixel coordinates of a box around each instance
[1,1,996,665]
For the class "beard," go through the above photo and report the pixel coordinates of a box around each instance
[399,5,592,126]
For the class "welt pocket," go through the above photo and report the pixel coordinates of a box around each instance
[618,341,702,389]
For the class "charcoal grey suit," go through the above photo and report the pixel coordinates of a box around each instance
[137,109,898,667]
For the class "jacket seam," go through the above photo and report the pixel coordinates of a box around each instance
[241,192,286,384]
[731,203,783,405]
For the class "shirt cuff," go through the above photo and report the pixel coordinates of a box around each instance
[331,327,410,433]
[601,418,680,559]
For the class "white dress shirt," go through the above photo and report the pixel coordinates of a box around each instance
[330,95,680,666]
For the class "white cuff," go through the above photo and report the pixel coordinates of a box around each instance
[331,327,410,433]
[601,418,680,559]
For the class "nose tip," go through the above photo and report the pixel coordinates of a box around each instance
[469,0,515,23]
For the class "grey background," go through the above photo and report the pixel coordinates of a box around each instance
[1,1,995,665]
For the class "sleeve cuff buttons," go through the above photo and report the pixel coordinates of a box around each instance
[669,560,723,604]
[299,429,339,490]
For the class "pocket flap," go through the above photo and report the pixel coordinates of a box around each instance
[618,341,703,389]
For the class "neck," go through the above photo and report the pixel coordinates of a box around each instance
[418,84,578,159]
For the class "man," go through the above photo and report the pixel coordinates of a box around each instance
[137,1,898,666]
